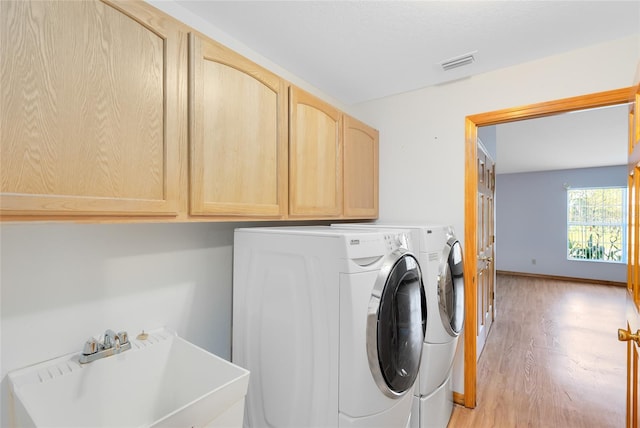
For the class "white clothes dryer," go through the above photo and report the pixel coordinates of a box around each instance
[232,226,427,428]
[332,223,465,428]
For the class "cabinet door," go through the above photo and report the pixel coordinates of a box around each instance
[189,33,287,217]
[343,115,379,218]
[0,0,181,218]
[289,87,343,217]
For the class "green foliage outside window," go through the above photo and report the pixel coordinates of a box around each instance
[567,187,625,263]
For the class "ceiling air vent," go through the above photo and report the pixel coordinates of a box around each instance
[440,51,477,71]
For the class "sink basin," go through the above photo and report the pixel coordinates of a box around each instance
[7,330,249,428]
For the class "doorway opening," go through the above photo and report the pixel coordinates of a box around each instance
[462,87,633,408]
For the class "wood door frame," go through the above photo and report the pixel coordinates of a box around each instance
[463,86,632,408]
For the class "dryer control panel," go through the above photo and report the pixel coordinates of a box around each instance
[382,231,411,253]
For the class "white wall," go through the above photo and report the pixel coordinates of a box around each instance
[496,165,628,282]
[351,34,640,394]
[352,34,639,237]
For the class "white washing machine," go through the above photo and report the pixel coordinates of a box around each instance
[232,226,427,428]
[332,223,465,428]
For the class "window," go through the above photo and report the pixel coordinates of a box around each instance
[567,186,626,263]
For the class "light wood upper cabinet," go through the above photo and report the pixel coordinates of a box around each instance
[0,0,182,218]
[189,33,287,217]
[1,0,378,222]
[289,87,343,217]
[343,115,379,218]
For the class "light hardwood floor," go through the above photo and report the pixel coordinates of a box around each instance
[449,273,627,427]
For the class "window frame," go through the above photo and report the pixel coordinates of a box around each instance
[566,185,627,264]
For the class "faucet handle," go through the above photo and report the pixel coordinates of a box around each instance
[118,331,129,345]
[82,338,98,355]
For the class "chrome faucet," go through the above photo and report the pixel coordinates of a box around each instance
[79,329,131,364]
[103,329,118,350]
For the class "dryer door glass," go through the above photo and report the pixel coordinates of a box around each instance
[370,253,426,397]
[438,239,465,336]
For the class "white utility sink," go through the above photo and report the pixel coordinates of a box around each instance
[7,330,249,428]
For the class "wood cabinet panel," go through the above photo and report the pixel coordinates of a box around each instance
[189,33,287,217]
[1,0,377,222]
[289,87,343,217]
[343,115,378,218]
[0,0,181,217]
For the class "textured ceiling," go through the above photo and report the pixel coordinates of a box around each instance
[174,0,639,105]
